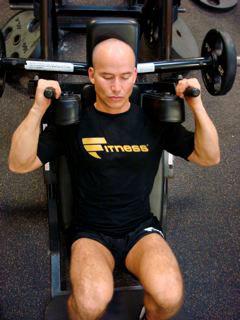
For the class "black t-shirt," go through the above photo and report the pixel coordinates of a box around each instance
[37,103,194,236]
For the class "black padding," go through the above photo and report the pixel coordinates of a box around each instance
[86,18,139,66]
[58,155,73,230]
[82,84,141,108]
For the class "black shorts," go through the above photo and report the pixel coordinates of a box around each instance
[70,216,164,269]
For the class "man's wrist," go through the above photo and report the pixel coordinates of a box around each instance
[187,98,205,113]
[30,103,45,120]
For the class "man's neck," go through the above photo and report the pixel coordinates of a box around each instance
[94,101,130,114]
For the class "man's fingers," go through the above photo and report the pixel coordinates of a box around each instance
[176,78,200,98]
[37,79,61,99]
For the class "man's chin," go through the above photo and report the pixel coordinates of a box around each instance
[109,102,129,111]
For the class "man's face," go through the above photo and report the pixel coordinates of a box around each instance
[88,39,137,114]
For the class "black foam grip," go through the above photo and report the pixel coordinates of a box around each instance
[184,86,200,97]
[44,87,56,99]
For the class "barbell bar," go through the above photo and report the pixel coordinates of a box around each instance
[0,28,239,97]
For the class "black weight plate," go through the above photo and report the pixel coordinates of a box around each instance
[2,10,40,59]
[197,0,237,10]
[201,29,237,96]
[139,16,199,63]
[0,30,6,97]
[141,0,180,52]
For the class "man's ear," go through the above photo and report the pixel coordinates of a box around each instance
[133,67,137,84]
[88,67,95,84]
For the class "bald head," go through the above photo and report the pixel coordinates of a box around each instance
[92,38,136,68]
[88,37,137,114]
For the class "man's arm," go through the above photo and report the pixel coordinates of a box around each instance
[176,78,220,167]
[8,79,61,173]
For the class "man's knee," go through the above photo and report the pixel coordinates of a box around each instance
[68,281,114,319]
[146,271,184,316]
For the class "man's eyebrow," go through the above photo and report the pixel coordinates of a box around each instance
[103,71,132,74]
[99,72,132,76]
[100,72,114,75]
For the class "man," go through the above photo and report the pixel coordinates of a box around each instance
[8,38,220,320]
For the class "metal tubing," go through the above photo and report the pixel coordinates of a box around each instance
[161,0,173,60]
[40,0,58,60]
[1,58,88,74]
[151,57,211,72]
[56,6,141,18]
[237,56,240,66]
[1,56,211,75]
[40,0,51,59]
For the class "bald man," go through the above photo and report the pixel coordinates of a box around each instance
[9,38,220,320]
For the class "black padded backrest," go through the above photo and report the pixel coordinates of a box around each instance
[86,18,139,66]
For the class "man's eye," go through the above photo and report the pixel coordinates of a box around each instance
[122,75,131,80]
[103,76,113,80]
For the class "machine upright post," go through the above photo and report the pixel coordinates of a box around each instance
[40,0,58,60]
[161,0,173,60]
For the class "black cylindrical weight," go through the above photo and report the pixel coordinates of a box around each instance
[142,92,185,123]
[53,93,82,126]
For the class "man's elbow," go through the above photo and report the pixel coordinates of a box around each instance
[189,150,220,167]
[205,156,220,167]
[201,152,221,167]
[8,158,35,174]
[8,160,26,174]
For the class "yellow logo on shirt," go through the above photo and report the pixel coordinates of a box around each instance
[82,137,149,159]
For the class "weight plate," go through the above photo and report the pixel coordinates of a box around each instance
[0,30,6,97]
[142,1,160,51]
[2,10,40,59]
[139,16,199,63]
[141,0,180,52]
[201,29,237,96]
[197,0,237,10]
[172,17,199,59]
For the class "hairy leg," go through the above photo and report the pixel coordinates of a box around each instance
[68,238,115,320]
[125,234,184,320]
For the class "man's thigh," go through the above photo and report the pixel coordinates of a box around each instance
[70,238,115,298]
[125,234,183,294]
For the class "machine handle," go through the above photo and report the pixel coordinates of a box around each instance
[44,87,56,99]
[184,86,201,97]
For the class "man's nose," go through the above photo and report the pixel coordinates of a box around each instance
[111,79,121,93]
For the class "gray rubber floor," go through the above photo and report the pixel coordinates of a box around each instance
[0,1,240,320]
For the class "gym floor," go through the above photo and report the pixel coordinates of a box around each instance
[0,1,239,319]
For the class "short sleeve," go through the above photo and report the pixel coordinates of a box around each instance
[161,123,195,160]
[37,124,65,164]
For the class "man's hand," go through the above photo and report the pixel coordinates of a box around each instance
[32,79,62,118]
[175,78,202,109]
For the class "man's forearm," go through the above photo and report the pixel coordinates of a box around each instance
[8,105,43,172]
[190,101,220,166]
[8,79,62,173]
